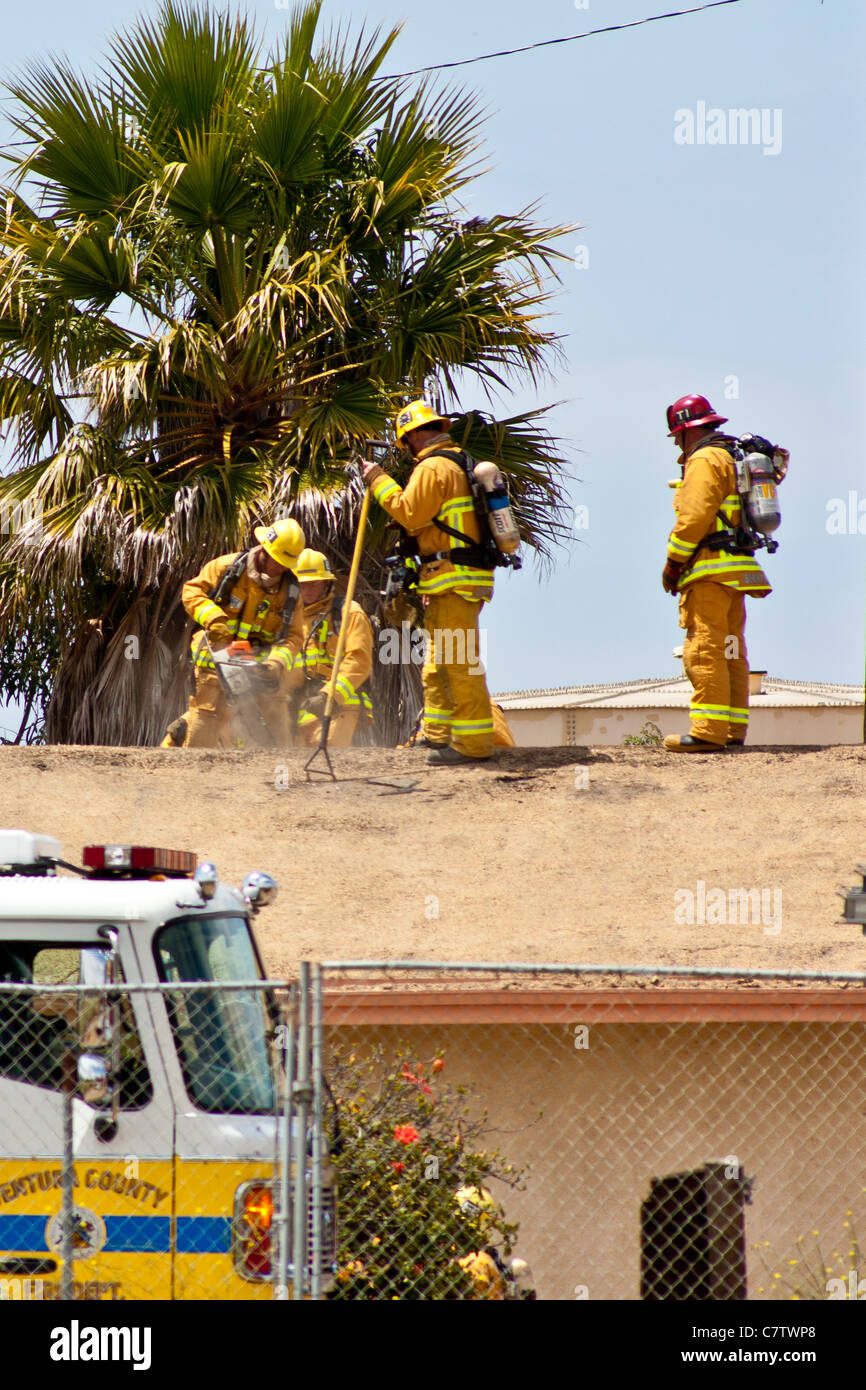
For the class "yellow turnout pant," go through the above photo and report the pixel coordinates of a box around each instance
[295,708,359,749]
[492,703,516,747]
[421,592,494,759]
[180,634,292,747]
[680,581,749,745]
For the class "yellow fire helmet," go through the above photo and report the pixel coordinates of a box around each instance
[455,1185,499,1232]
[295,548,335,584]
[253,518,306,569]
[394,398,451,444]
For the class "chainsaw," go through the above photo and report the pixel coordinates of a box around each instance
[205,636,276,747]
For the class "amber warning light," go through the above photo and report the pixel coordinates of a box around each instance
[83,845,197,878]
[234,1182,274,1280]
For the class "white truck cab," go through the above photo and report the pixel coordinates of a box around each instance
[0,830,332,1301]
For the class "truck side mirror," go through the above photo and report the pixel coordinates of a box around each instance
[77,1053,110,1105]
[79,928,121,1141]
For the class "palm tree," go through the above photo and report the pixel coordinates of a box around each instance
[0,0,573,745]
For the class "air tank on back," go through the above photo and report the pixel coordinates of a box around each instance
[473,461,521,555]
[738,435,782,535]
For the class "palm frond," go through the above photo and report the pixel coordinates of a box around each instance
[3,60,142,219]
[0,0,577,744]
[106,0,259,154]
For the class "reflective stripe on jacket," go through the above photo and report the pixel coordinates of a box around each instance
[298,592,373,714]
[369,435,494,601]
[182,552,305,679]
[667,445,771,595]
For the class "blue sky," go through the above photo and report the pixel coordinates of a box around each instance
[0,0,863,727]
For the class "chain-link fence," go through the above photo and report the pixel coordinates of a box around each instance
[0,962,333,1302]
[3,956,866,1301]
[314,961,866,1302]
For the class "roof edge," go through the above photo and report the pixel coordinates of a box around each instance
[322,987,866,1026]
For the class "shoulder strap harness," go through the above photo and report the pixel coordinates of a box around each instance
[210,550,300,642]
[683,435,761,557]
[418,446,504,570]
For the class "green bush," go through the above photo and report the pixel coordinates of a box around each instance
[327,1045,526,1299]
[623,720,664,748]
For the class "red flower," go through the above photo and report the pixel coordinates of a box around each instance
[399,1068,433,1096]
[392,1161,405,1174]
[394,1124,420,1145]
[432,1058,445,1074]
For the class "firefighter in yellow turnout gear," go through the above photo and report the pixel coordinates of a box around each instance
[293,549,373,748]
[362,401,496,765]
[454,1187,536,1300]
[661,395,771,752]
[162,520,306,748]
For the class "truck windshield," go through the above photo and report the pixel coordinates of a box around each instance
[154,915,275,1115]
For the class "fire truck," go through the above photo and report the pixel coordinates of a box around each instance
[0,829,334,1301]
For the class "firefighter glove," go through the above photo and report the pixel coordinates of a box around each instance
[251,659,283,691]
[207,619,233,646]
[662,559,686,594]
[304,691,329,718]
[384,592,419,627]
[361,460,383,487]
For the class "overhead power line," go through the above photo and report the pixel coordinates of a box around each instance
[381,0,746,79]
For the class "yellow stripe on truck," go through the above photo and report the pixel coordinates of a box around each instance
[0,1158,174,1301]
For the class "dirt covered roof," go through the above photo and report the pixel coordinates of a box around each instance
[1,742,863,987]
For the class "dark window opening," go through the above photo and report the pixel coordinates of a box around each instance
[154,915,276,1115]
[0,944,152,1110]
[641,1161,752,1300]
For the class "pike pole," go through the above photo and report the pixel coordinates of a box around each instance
[304,466,372,782]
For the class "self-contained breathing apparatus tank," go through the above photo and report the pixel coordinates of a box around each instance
[734,434,783,542]
[377,441,522,617]
[680,431,788,563]
[472,461,522,557]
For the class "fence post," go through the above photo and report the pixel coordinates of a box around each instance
[276,983,295,1299]
[60,1047,75,1302]
[292,963,311,1300]
[310,964,324,1301]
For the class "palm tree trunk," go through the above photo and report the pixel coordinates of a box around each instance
[12,693,33,745]
[45,585,191,746]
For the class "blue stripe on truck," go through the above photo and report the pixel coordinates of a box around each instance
[0,1213,230,1254]
[0,1215,45,1250]
[106,1216,171,1252]
[176,1216,232,1254]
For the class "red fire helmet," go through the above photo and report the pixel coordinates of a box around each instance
[666,394,728,437]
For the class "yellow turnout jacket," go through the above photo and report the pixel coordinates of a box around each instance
[667,443,771,595]
[183,552,305,680]
[368,434,494,601]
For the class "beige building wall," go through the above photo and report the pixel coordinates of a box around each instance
[328,1021,866,1301]
[503,705,863,747]
[503,708,566,746]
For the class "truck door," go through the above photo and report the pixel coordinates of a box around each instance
[152,911,279,1301]
[0,933,175,1301]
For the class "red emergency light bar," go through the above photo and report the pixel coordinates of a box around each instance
[82,845,197,878]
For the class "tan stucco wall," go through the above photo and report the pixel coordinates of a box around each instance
[327,1021,866,1301]
[502,708,566,745]
[501,705,863,747]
